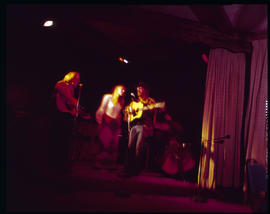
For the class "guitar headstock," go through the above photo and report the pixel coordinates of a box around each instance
[148,102,166,110]
[156,102,166,108]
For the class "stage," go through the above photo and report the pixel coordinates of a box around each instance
[7,160,252,212]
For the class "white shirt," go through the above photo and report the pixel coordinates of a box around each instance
[96,94,122,124]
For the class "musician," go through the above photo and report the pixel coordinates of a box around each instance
[54,71,81,116]
[153,109,196,180]
[120,81,158,177]
[149,108,173,171]
[95,84,126,169]
[49,71,81,173]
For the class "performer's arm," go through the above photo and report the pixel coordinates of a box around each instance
[123,103,132,122]
[96,94,110,124]
[55,82,77,109]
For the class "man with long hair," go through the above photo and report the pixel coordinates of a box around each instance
[54,71,81,116]
[49,71,81,173]
[95,84,126,169]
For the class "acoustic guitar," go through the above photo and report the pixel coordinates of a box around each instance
[124,101,165,122]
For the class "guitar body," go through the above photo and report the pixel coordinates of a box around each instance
[161,138,180,175]
[161,154,180,175]
[128,101,144,122]
[125,101,166,123]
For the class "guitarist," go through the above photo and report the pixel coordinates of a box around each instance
[49,71,81,174]
[120,81,157,177]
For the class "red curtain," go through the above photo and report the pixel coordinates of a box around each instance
[198,48,246,189]
[243,39,268,192]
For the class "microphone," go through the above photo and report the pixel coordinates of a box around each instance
[215,140,225,144]
[213,135,230,140]
[205,135,230,142]
[130,92,136,100]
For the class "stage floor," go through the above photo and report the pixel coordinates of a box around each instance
[6,160,253,212]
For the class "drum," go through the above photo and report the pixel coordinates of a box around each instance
[161,138,195,175]
[178,141,195,172]
[161,138,181,175]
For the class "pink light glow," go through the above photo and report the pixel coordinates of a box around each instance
[202,53,208,63]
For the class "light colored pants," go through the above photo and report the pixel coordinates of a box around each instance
[128,125,145,157]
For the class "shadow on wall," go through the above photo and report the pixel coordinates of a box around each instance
[7,83,32,113]
[7,81,53,178]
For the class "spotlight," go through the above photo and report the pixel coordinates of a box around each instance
[118,57,129,64]
[43,20,54,27]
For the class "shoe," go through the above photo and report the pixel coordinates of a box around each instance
[106,165,118,171]
[95,151,109,160]
[92,162,104,169]
[117,171,133,178]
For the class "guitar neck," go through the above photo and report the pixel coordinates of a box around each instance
[141,102,165,111]
[141,106,153,111]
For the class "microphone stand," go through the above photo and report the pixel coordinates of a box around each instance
[72,85,82,136]
[127,107,132,134]
[192,135,229,203]
[127,94,135,134]
[75,84,83,122]
[191,140,208,202]
[71,84,83,161]
[115,96,135,198]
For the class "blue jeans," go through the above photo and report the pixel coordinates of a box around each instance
[125,125,150,174]
[128,125,145,156]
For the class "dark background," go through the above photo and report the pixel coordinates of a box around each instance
[6,4,209,174]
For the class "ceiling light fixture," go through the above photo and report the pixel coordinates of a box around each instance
[118,57,129,64]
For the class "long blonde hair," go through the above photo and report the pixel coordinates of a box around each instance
[112,85,126,106]
[63,71,79,83]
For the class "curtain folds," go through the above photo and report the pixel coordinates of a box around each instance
[198,48,246,189]
[244,39,268,167]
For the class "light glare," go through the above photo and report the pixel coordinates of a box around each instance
[202,53,208,63]
[118,57,129,64]
[43,20,54,27]
[108,101,114,108]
